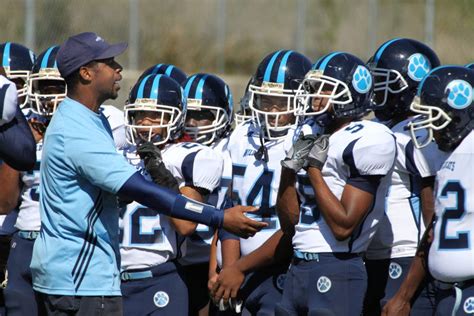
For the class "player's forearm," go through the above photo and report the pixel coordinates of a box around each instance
[307,168,354,239]
[0,163,21,214]
[235,229,291,274]
[221,239,241,268]
[277,168,300,235]
[420,176,435,227]
[118,172,224,228]
[209,232,219,277]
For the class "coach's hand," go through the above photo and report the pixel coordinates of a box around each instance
[382,295,411,316]
[211,264,245,306]
[223,206,267,238]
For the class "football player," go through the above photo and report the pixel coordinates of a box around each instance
[181,73,234,315]
[211,50,314,315]
[364,38,446,315]
[120,73,224,315]
[0,45,65,316]
[383,66,474,316]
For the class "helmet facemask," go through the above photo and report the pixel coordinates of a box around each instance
[408,96,452,149]
[370,67,409,108]
[295,70,352,118]
[125,99,183,147]
[249,81,298,140]
[28,68,66,117]
[184,98,229,145]
[4,68,30,108]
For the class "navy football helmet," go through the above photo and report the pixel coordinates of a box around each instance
[0,42,36,107]
[234,77,253,126]
[28,46,66,116]
[249,50,312,139]
[125,74,186,146]
[409,66,474,152]
[183,73,233,145]
[367,38,440,121]
[295,52,373,121]
[128,64,187,104]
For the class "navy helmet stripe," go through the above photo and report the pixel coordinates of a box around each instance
[374,38,401,63]
[195,75,209,100]
[150,75,162,100]
[276,50,293,83]
[2,42,11,67]
[318,51,343,71]
[165,65,174,77]
[264,50,282,82]
[137,74,153,99]
[184,75,198,98]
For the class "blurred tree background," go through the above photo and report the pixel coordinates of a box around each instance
[0,0,473,108]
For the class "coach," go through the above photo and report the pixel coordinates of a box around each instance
[31,32,265,315]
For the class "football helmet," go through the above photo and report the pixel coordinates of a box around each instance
[367,38,440,121]
[409,66,474,151]
[234,77,253,126]
[466,63,474,70]
[249,50,312,139]
[125,74,186,146]
[0,42,36,107]
[128,64,187,104]
[295,52,373,121]
[183,73,233,145]
[28,46,66,116]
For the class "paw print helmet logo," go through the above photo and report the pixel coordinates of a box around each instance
[295,52,373,121]
[464,297,474,314]
[445,80,473,110]
[367,38,440,121]
[409,66,474,152]
[407,53,431,82]
[352,65,372,93]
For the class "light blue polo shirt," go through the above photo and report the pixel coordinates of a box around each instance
[31,97,136,296]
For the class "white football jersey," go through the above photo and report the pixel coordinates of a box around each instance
[366,117,449,259]
[167,140,225,265]
[0,75,18,126]
[15,141,43,231]
[428,131,474,283]
[293,120,396,253]
[120,142,223,270]
[227,121,320,257]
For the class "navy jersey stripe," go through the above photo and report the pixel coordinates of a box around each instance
[181,150,200,186]
[342,138,361,177]
[0,84,9,121]
[405,140,421,176]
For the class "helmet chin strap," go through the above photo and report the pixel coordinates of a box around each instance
[254,126,269,163]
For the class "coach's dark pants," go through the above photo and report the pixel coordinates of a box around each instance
[36,293,122,316]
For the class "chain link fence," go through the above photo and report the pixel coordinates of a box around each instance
[1,0,473,107]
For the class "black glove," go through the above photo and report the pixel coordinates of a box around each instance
[281,133,318,172]
[137,142,180,193]
[307,134,330,170]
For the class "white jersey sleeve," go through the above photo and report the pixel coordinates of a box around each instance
[163,142,223,193]
[100,105,126,150]
[0,75,18,126]
[429,131,474,282]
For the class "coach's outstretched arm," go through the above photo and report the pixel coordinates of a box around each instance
[118,172,267,238]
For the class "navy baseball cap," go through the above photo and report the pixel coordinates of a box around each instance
[57,32,127,78]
